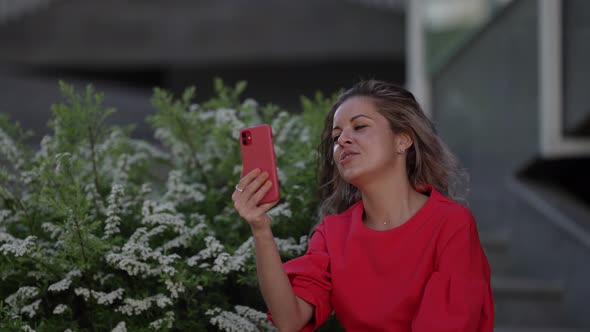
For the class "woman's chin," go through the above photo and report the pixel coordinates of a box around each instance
[339,169,364,186]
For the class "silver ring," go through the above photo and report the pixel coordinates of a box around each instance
[235,184,244,192]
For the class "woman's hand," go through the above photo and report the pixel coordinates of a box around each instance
[232,168,279,233]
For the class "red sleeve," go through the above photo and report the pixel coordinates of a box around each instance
[267,222,332,332]
[412,207,494,332]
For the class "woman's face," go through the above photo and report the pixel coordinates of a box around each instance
[332,96,408,185]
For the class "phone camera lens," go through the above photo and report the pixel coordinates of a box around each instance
[242,139,247,145]
[241,132,247,138]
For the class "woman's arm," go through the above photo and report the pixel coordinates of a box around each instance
[412,207,494,332]
[253,227,313,332]
[233,168,313,331]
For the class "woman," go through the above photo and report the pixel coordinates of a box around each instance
[232,80,494,332]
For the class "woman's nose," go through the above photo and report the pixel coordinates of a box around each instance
[337,130,352,146]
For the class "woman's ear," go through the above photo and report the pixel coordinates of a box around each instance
[397,132,413,152]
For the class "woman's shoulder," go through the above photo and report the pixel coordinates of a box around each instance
[429,186,477,230]
[317,200,362,232]
[324,200,361,220]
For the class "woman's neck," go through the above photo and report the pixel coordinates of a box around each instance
[359,174,427,230]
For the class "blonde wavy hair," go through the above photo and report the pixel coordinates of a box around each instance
[317,80,468,220]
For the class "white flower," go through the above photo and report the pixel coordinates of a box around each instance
[207,306,277,332]
[235,305,277,331]
[53,304,68,315]
[199,237,254,275]
[117,297,150,316]
[27,270,45,281]
[274,145,284,158]
[129,139,170,160]
[0,229,15,244]
[54,152,73,174]
[116,294,172,316]
[85,183,105,216]
[275,236,308,255]
[142,200,176,218]
[103,183,125,239]
[293,160,306,169]
[19,171,37,185]
[267,202,293,219]
[153,294,172,308]
[242,98,258,109]
[0,210,23,225]
[149,311,175,330]
[165,279,185,299]
[91,288,125,305]
[189,103,200,112]
[113,154,130,184]
[49,277,72,293]
[187,236,225,266]
[142,213,185,232]
[21,324,36,332]
[299,126,311,143]
[0,209,12,223]
[213,108,245,139]
[93,272,115,285]
[34,134,55,161]
[0,127,24,170]
[0,235,36,257]
[5,286,38,307]
[154,128,187,161]
[106,226,180,277]
[0,268,18,281]
[41,222,63,240]
[106,253,151,277]
[111,321,127,332]
[74,287,91,302]
[207,307,259,332]
[156,221,207,252]
[277,167,287,184]
[212,253,231,274]
[48,270,81,293]
[140,183,152,195]
[164,170,206,205]
[20,299,41,318]
[73,285,124,306]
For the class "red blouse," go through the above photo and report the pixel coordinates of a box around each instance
[273,185,494,331]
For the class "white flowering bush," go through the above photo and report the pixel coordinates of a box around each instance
[0,80,338,331]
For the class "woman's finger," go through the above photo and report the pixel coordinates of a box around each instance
[236,168,261,191]
[254,200,280,215]
[242,171,269,197]
[232,168,261,202]
[248,179,272,205]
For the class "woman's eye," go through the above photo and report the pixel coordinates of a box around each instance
[354,125,367,130]
[332,135,340,142]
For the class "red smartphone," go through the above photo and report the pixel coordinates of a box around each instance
[239,124,280,204]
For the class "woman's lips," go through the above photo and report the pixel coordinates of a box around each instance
[339,152,358,164]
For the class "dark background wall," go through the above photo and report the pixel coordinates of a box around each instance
[432,0,538,232]
[0,0,406,142]
[431,0,590,328]
[563,0,590,136]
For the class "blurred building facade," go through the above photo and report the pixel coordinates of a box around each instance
[0,0,406,141]
[415,0,590,330]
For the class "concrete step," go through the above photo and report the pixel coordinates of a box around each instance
[495,327,587,332]
[492,276,566,326]
[481,232,512,274]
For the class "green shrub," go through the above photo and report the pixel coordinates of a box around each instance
[0,80,341,331]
